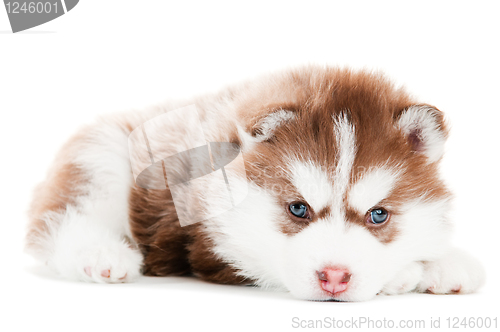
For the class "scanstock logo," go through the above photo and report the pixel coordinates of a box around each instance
[128,105,248,227]
[3,0,79,33]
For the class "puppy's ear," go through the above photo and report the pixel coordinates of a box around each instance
[396,104,448,162]
[237,109,295,151]
[251,109,295,141]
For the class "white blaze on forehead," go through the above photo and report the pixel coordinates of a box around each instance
[348,168,399,213]
[289,161,333,211]
[287,114,356,215]
[332,113,357,210]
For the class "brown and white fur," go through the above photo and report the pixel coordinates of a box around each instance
[26,67,485,301]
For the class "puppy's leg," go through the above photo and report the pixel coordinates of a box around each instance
[381,261,424,295]
[26,121,143,283]
[47,205,143,283]
[417,248,486,294]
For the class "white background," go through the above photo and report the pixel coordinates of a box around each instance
[1,1,499,331]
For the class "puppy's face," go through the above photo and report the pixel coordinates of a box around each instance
[201,69,453,301]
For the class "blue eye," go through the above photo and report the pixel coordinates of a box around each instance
[289,202,310,219]
[369,208,389,224]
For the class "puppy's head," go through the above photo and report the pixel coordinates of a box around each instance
[200,67,452,301]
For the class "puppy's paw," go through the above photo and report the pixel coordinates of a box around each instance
[78,242,143,283]
[48,219,144,283]
[381,261,423,295]
[417,248,485,294]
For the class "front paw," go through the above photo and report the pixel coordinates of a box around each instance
[50,235,143,283]
[78,241,143,283]
[417,248,485,294]
[381,261,423,295]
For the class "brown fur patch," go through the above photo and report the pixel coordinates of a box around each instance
[317,206,331,219]
[128,184,248,283]
[26,131,90,256]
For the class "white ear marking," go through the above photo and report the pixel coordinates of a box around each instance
[397,105,447,163]
[253,109,295,141]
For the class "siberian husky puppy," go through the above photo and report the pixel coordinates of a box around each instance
[26,67,484,301]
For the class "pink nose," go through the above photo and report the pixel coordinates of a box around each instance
[317,268,351,295]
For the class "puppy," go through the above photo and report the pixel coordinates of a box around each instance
[26,67,485,301]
